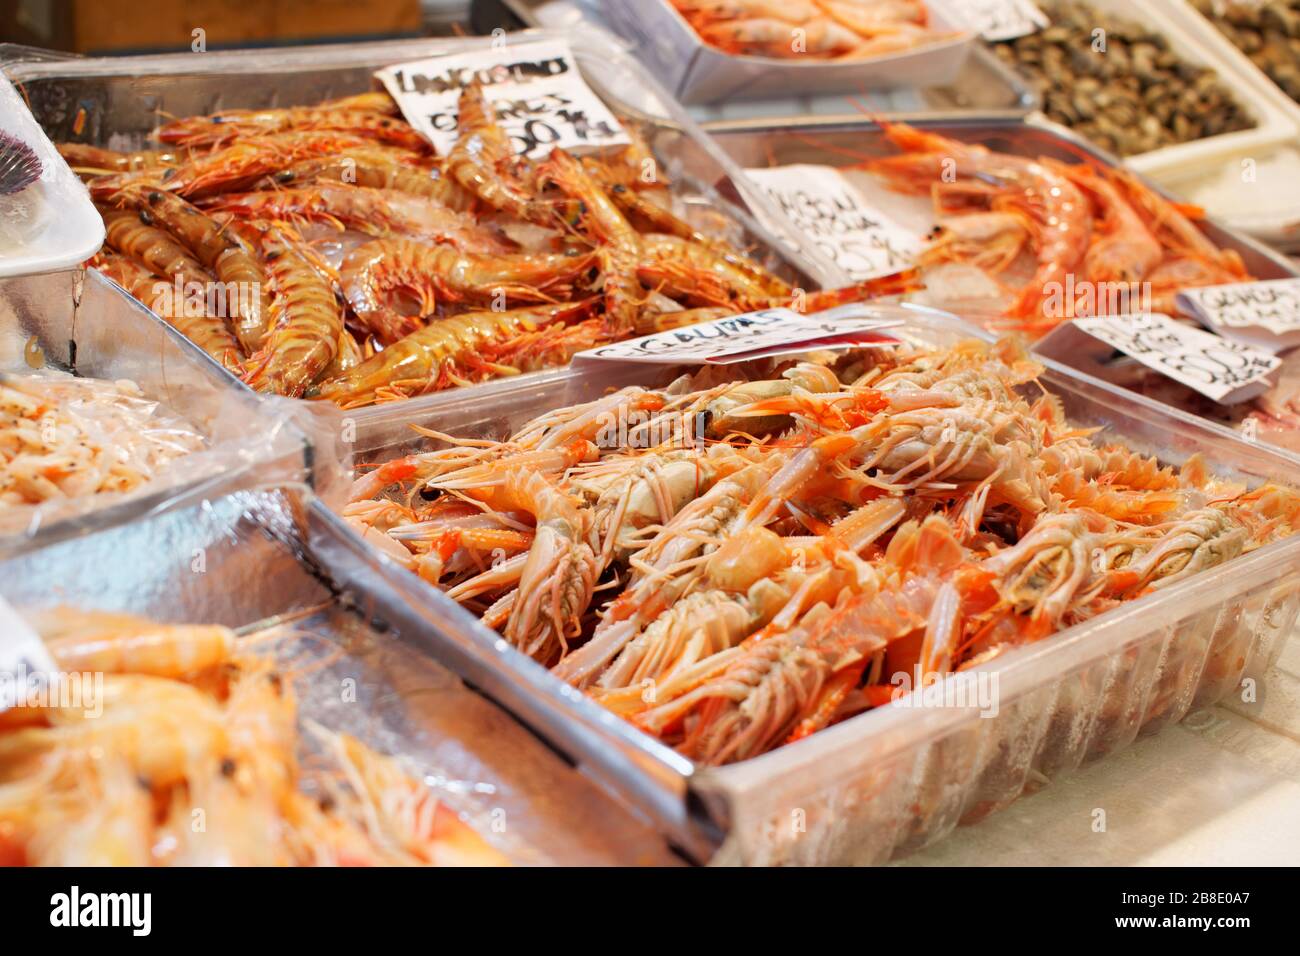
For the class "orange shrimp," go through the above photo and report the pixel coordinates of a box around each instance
[117,187,271,352]
[242,226,344,398]
[312,299,600,408]
[200,184,508,253]
[58,143,182,175]
[339,238,594,344]
[445,82,554,225]
[252,152,476,211]
[156,106,429,151]
[544,148,645,337]
[92,251,245,374]
[1059,162,1162,286]
[863,121,1092,325]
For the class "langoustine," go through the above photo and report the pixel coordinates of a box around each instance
[345,336,1300,767]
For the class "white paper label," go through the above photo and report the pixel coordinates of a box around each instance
[0,597,55,714]
[375,39,628,158]
[1176,278,1300,352]
[959,0,1050,41]
[1074,313,1281,404]
[743,165,923,282]
[574,307,902,366]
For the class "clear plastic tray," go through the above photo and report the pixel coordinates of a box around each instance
[6,30,831,428]
[701,113,1300,287]
[0,72,103,278]
[0,267,313,557]
[601,0,976,106]
[319,309,1300,865]
[0,483,680,866]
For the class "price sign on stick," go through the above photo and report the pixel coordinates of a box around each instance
[0,597,55,714]
[376,39,629,158]
[1073,313,1281,404]
[574,307,902,366]
[960,0,1050,41]
[743,165,924,282]
[1176,278,1300,353]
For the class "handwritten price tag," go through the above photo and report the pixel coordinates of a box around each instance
[1176,278,1300,353]
[743,165,924,282]
[958,0,1050,41]
[574,306,901,366]
[0,597,55,714]
[376,39,628,158]
[1074,313,1281,404]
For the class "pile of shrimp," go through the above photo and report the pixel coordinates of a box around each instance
[0,371,205,525]
[670,0,963,60]
[63,87,906,407]
[0,609,508,866]
[343,337,1300,767]
[857,121,1256,334]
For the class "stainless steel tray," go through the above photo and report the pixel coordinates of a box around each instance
[5,31,831,428]
[702,113,1300,286]
[496,0,1039,116]
[0,482,682,866]
[321,310,1300,865]
[0,267,312,558]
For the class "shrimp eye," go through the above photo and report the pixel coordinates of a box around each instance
[274,170,294,183]
[147,191,163,203]
[138,209,154,226]
[220,758,237,777]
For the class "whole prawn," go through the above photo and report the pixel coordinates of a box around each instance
[111,187,271,352]
[242,226,344,398]
[312,299,601,408]
[544,148,644,337]
[200,184,509,253]
[339,238,594,344]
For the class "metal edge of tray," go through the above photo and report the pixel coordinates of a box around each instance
[699,111,1300,281]
[0,268,315,560]
[300,495,721,862]
[311,308,1300,865]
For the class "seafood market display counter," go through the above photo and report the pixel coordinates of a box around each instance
[1,11,1299,867]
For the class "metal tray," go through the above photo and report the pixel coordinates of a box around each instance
[0,267,312,558]
[701,113,1300,287]
[319,309,1300,865]
[495,0,1040,117]
[5,31,830,428]
[0,482,681,866]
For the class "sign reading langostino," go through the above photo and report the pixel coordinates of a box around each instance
[375,39,629,158]
[574,308,901,366]
[0,596,56,714]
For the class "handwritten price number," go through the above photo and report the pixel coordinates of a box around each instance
[1116,327,1275,388]
[429,93,621,157]
[815,234,914,276]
